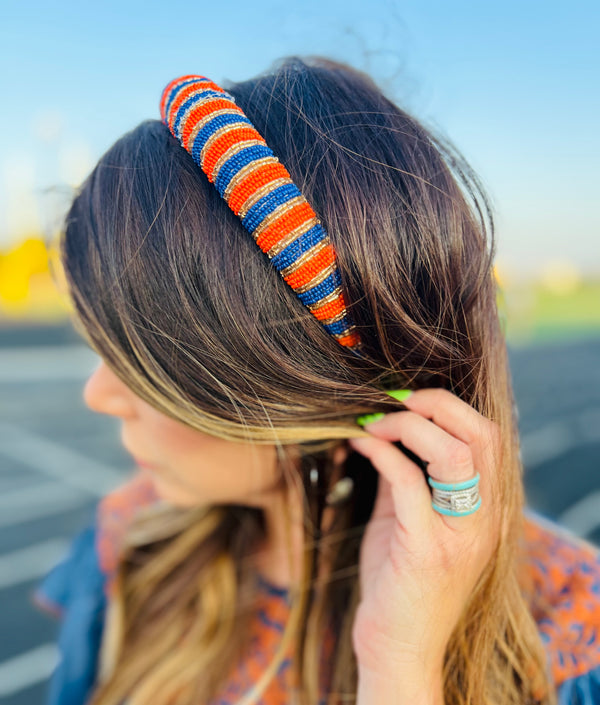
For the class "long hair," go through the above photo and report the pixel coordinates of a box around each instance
[56,55,553,705]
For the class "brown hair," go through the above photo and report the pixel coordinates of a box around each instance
[57,55,553,704]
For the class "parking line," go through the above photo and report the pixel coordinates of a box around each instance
[0,643,59,697]
[520,421,573,468]
[558,491,600,538]
[0,483,93,529]
[0,344,97,382]
[521,407,600,469]
[0,420,128,496]
[0,539,71,590]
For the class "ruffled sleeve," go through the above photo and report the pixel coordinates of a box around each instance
[556,666,600,704]
[32,469,160,705]
[32,522,107,705]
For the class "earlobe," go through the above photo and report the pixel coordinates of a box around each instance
[325,442,354,507]
[333,443,350,468]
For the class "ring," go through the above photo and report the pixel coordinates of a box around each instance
[427,473,482,517]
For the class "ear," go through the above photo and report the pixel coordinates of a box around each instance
[333,442,350,469]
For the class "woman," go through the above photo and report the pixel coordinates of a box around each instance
[34,56,600,705]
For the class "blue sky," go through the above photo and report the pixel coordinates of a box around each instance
[1,0,598,274]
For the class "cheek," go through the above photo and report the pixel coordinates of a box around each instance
[139,414,237,475]
[136,409,280,499]
[141,410,207,455]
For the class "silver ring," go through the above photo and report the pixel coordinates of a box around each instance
[427,473,482,517]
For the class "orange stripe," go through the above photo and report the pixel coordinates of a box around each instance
[202,127,266,179]
[255,203,316,252]
[160,75,206,118]
[309,292,347,321]
[227,162,290,215]
[180,100,244,146]
[283,244,336,289]
[167,81,225,130]
[168,82,212,129]
[336,330,361,347]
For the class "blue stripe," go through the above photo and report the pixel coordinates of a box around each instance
[172,89,224,139]
[163,77,204,120]
[428,473,480,491]
[190,113,252,164]
[214,145,274,196]
[256,608,285,632]
[296,269,342,305]
[241,184,302,231]
[271,224,327,269]
[323,317,352,335]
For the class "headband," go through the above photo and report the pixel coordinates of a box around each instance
[159,75,363,355]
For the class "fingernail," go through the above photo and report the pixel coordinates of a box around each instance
[385,389,413,402]
[355,412,385,427]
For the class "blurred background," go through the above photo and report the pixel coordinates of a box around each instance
[1,0,598,701]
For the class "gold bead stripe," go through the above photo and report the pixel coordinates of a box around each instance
[237,177,294,220]
[252,195,307,239]
[305,286,343,311]
[331,324,358,341]
[161,78,207,117]
[199,121,256,164]
[161,75,364,352]
[319,309,349,326]
[174,92,228,136]
[186,108,242,150]
[223,157,280,200]
[169,86,213,130]
[294,261,337,294]
[265,217,320,258]
[279,237,331,278]
[210,140,267,182]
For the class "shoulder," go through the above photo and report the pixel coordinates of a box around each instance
[520,510,600,695]
[33,523,105,619]
[34,469,160,615]
[32,471,161,705]
[33,521,107,705]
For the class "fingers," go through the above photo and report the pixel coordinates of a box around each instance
[348,435,432,532]
[402,388,497,450]
[359,411,476,486]
[352,388,497,532]
[402,388,501,504]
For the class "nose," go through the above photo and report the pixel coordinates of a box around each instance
[83,359,136,419]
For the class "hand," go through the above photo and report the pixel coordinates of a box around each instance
[348,388,502,679]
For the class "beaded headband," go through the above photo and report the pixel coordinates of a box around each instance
[159,75,363,355]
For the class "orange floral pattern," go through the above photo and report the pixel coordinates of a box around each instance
[97,471,600,695]
[519,512,600,685]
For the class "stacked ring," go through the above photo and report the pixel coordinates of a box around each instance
[427,473,482,517]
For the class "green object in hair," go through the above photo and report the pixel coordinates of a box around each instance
[355,390,412,426]
[355,412,385,426]
[384,389,412,401]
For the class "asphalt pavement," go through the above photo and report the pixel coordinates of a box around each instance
[0,325,599,704]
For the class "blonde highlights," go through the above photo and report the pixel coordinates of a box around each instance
[57,55,555,704]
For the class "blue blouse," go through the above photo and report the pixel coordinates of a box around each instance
[33,514,600,705]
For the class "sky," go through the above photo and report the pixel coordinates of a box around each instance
[1,0,598,275]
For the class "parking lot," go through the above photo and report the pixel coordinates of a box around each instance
[1,329,599,704]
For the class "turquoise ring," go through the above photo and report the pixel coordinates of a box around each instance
[427,472,482,517]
